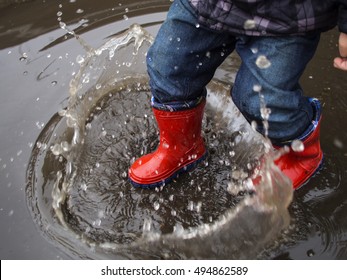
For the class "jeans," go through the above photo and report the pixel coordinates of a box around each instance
[147,0,321,144]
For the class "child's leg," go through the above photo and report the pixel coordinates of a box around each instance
[231,34,323,188]
[147,0,236,110]
[232,34,320,144]
[129,0,236,188]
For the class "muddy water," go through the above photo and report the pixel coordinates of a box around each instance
[1,0,347,259]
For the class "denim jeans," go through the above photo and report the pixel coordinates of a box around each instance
[147,0,321,144]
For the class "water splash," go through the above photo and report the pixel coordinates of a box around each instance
[26,24,293,259]
[57,4,95,54]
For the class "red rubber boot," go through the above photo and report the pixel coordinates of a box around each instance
[275,98,323,189]
[129,100,207,188]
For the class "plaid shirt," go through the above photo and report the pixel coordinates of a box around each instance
[189,0,347,36]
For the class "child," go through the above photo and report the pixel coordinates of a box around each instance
[128,0,347,189]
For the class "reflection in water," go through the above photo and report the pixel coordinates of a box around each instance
[26,24,294,259]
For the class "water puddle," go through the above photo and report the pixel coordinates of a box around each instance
[25,23,294,259]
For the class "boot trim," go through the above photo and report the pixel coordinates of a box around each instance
[297,98,321,142]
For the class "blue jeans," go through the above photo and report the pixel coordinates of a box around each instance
[147,0,321,144]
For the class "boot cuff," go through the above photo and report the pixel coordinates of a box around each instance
[297,97,322,141]
[151,90,207,111]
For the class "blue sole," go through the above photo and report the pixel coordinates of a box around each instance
[129,152,208,189]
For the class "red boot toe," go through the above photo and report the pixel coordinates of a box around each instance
[129,100,207,188]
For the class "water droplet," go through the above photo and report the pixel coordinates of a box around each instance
[8,210,14,217]
[76,9,84,14]
[19,53,27,61]
[255,55,271,69]
[333,138,344,149]
[76,55,85,64]
[307,249,315,257]
[59,21,67,29]
[57,11,63,17]
[123,15,129,20]
[251,48,258,54]
[143,218,152,232]
[153,201,160,211]
[253,84,262,92]
[93,219,102,227]
[195,23,200,28]
[244,19,256,30]
[195,201,202,213]
[291,140,304,152]
[35,121,45,130]
[98,211,105,219]
[177,37,181,42]
[51,144,62,156]
[82,74,90,84]
[51,81,57,86]
[81,183,87,191]
[260,107,271,120]
[162,142,170,149]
